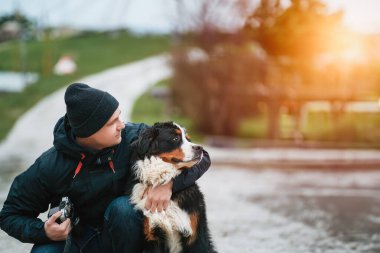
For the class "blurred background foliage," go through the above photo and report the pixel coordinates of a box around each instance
[168,0,380,147]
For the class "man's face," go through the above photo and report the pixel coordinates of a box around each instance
[89,108,125,149]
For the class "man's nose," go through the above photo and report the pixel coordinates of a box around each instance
[117,119,125,130]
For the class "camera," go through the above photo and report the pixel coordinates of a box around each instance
[48,196,79,226]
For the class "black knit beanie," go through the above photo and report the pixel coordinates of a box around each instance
[64,83,119,137]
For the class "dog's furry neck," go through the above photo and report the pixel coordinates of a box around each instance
[133,156,181,187]
[131,156,193,253]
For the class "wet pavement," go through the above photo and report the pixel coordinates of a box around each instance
[199,166,380,253]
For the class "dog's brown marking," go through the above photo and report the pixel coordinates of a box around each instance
[175,128,182,135]
[159,148,185,164]
[144,218,156,241]
[188,213,199,245]
[185,133,191,140]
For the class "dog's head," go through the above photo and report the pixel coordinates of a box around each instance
[131,122,203,169]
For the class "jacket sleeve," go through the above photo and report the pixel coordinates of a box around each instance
[0,157,53,244]
[172,150,211,193]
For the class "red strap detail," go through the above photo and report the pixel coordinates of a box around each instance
[109,160,115,173]
[73,153,86,178]
[109,149,115,173]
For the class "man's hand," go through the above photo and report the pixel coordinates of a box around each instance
[144,181,173,213]
[44,211,71,241]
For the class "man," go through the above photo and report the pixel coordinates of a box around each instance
[0,83,211,252]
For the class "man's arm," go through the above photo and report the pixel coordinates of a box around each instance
[0,160,54,244]
[172,150,211,192]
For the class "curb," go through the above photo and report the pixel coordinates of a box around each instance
[206,146,380,169]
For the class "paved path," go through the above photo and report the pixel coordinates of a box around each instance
[201,166,380,253]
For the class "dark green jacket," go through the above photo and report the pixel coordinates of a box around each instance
[0,116,210,244]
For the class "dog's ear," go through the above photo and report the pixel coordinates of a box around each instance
[130,127,159,157]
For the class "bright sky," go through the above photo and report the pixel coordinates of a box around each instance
[0,0,379,34]
[328,0,380,34]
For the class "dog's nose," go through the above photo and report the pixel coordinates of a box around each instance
[192,145,203,151]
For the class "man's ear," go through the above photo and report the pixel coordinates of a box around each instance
[131,127,159,156]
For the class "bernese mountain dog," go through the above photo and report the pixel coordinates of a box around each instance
[129,122,217,253]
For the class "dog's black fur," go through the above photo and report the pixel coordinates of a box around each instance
[129,122,217,253]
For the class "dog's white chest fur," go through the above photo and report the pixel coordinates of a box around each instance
[131,157,193,253]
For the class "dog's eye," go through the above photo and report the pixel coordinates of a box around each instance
[173,136,180,142]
